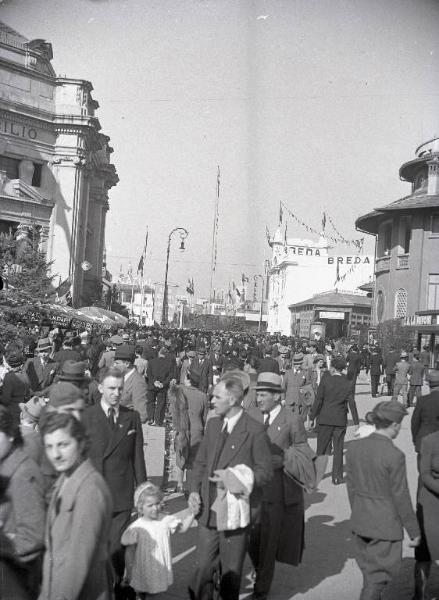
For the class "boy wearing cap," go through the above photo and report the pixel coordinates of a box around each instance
[346,401,420,600]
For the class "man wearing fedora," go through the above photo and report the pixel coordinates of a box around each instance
[23,338,58,395]
[188,374,272,600]
[283,353,310,418]
[191,347,214,394]
[310,355,359,485]
[82,366,147,599]
[113,345,148,424]
[248,372,307,600]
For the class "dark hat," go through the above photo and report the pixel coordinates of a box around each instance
[114,345,136,362]
[254,372,284,393]
[369,400,408,424]
[109,335,124,346]
[427,369,439,388]
[58,360,87,382]
[293,352,304,364]
[49,382,83,407]
[187,369,201,386]
[19,397,43,422]
[197,347,206,355]
[37,338,52,351]
[400,351,408,359]
[6,352,25,368]
[331,356,347,371]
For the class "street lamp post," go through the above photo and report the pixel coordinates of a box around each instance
[254,260,269,333]
[161,227,188,326]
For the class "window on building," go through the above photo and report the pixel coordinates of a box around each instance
[32,164,42,187]
[427,274,439,310]
[394,288,408,318]
[379,223,392,256]
[432,214,439,235]
[414,169,427,191]
[400,217,411,254]
[0,155,20,179]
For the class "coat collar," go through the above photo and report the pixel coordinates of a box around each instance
[0,447,29,479]
[50,458,96,512]
[212,412,249,469]
[104,407,133,457]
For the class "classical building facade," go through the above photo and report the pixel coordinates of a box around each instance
[356,138,439,363]
[0,22,118,306]
[267,227,373,335]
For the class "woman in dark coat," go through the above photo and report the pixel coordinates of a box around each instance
[1,351,30,423]
[0,406,46,599]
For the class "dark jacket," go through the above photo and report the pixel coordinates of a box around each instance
[82,404,147,512]
[146,356,175,391]
[23,357,58,393]
[383,350,399,376]
[0,371,30,421]
[369,352,383,376]
[189,411,273,527]
[408,361,424,386]
[310,373,359,426]
[346,432,419,541]
[347,351,362,378]
[411,389,439,452]
[191,356,213,393]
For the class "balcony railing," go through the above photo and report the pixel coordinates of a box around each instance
[397,254,409,269]
[375,255,390,273]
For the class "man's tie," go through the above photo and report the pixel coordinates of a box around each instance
[211,425,229,473]
[108,407,116,430]
[264,413,270,430]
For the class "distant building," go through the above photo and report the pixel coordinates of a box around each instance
[289,291,372,339]
[267,227,374,335]
[356,137,439,364]
[0,21,118,306]
[117,282,154,326]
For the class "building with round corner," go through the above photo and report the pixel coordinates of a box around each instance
[0,21,118,307]
[356,138,439,366]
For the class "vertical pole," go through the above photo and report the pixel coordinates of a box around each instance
[258,276,265,333]
[162,236,171,326]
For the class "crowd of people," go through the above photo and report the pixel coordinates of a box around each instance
[0,323,438,600]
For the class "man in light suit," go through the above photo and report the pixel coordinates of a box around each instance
[188,375,273,600]
[113,344,148,423]
[23,338,58,394]
[248,372,307,600]
[82,366,147,600]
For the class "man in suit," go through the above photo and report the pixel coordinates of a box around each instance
[53,335,81,367]
[113,345,148,423]
[411,369,439,454]
[23,338,58,394]
[191,347,213,393]
[383,345,399,397]
[347,345,362,395]
[310,355,359,485]
[82,366,147,599]
[369,346,383,398]
[248,372,307,600]
[257,347,280,375]
[346,401,420,600]
[188,375,273,600]
[146,345,176,426]
[408,352,425,408]
[283,353,310,418]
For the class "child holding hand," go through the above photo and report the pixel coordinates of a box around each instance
[121,482,195,598]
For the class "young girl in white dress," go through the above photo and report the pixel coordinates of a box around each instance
[121,482,195,598]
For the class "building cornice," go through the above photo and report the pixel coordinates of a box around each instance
[0,56,55,84]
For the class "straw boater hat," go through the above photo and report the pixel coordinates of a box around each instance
[293,353,304,365]
[254,372,285,393]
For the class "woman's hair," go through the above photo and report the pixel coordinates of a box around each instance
[40,412,89,456]
[135,482,163,515]
[0,406,23,448]
[365,410,393,430]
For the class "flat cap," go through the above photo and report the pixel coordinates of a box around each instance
[49,382,83,407]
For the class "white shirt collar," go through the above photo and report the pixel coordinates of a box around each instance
[267,404,282,425]
[100,399,120,420]
[223,408,243,434]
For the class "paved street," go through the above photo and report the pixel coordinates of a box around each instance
[148,376,439,600]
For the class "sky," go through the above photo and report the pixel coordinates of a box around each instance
[2,0,439,297]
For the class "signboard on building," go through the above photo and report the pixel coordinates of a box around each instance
[319,311,345,320]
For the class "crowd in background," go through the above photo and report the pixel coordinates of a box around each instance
[0,323,438,600]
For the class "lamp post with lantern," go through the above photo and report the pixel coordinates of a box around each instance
[161,227,189,326]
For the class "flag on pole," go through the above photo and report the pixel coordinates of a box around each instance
[186,277,194,295]
[322,212,327,232]
[241,273,249,284]
[279,202,283,225]
[137,229,149,276]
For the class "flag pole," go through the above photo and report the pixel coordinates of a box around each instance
[209,166,220,310]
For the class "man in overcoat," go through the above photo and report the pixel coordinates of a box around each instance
[113,345,148,423]
[346,401,420,600]
[191,347,213,393]
[310,355,359,485]
[146,345,176,425]
[23,338,58,394]
[82,366,147,599]
[188,375,272,600]
[248,372,307,600]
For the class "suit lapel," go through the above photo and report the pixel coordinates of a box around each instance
[217,413,249,468]
[104,409,131,457]
[268,406,287,442]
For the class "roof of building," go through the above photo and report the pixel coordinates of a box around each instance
[289,291,372,310]
[0,21,28,45]
[356,190,439,235]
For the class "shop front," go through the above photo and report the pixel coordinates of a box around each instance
[404,311,439,367]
